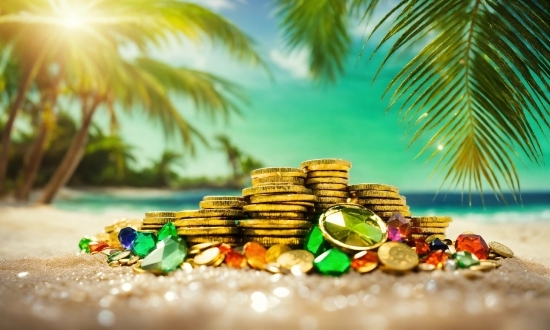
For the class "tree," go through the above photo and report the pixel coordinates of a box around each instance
[215,134,243,185]
[276,0,550,203]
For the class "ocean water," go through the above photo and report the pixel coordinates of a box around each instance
[54,189,550,223]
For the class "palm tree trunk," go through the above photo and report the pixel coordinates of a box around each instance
[37,96,102,204]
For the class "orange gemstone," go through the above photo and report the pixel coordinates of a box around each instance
[414,239,431,255]
[455,234,489,260]
[243,242,267,270]
[218,243,232,255]
[225,251,247,268]
[351,251,378,272]
[89,241,109,253]
[425,250,448,268]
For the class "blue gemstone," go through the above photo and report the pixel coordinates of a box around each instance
[118,227,138,250]
[430,238,448,251]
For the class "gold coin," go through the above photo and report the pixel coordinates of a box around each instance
[317,197,349,203]
[144,211,176,218]
[368,205,410,212]
[306,183,347,190]
[211,253,225,267]
[137,229,158,234]
[425,234,446,243]
[177,227,240,236]
[307,170,349,179]
[264,263,284,274]
[174,219,237,227]
[242,228,310,236]
[247,211,306,219]
[316,203,346,210]
[305,164,351,171]
[354,190,401,199]
[357,198,406,205]
[488,241,514,258]
[410,216,453,223]
[265,245,292,263]
[469,263,495,271]
[142,217,175,225]
[185,236,242,245]
[248,237,304,247]
[277,201,316,207]
[300,159,352,168]
[411,227,446,234]
[410,221,449,228]
[104,225,115,233]
[377,242,419,271]
[376,211,412,218]
[311,190,350,197]
[202,196,243,201]
[252,176,305,186]
[237,219,313,229]
[176,209,244,219]
[243,185,311,197]
[249,194,318,204]
[305,177,348,185]
[277,249,315,273]
[348,183,399,193]
[417,263,436,271]
[250,167,306,179]
[243,204,308,212]
[139,225,163,229]
[194,247,220,265]
[199,200,246,209]
[480,260,501,267]
[188,242,222,255]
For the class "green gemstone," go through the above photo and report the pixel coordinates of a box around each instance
[157,222,177,241]
[132,232,157,257]
[321,206,385,248]
[141,237,188,273]
[313,248,351,276]
[453,251,480,268]
[304,226,330,257]
[78,237,92,253]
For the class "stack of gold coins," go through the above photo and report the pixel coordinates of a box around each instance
[240,167,317,247]
[348,184,410,222]
[140,211,176,234]
[409,216,453,241]
[300,159,352,214]
[104,218,142,247]
[175,197,244,245]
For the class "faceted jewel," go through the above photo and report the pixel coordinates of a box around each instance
[387,212,411,242]
[118,227,137,250]
[157,222,178,241]
[89,241,109,253]
[78,237,92,253]
[304,226,330,257]
[455,234,489,260]
[425,250,448,269]
[430,238,448,252]
[132,232,157,257]
[313,248,351,276]
[141,237,188,273]
[453,251,480,268]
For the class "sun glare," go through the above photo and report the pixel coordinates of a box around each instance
[438,145,444,150]
[61,13,84,28]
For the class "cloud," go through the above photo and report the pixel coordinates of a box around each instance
[269,48,309,79]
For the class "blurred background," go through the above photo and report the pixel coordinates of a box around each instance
[0,0,548,221]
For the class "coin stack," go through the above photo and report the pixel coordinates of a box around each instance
[239,167,317,247]
[300,159,352,214]
[140,211,176,234]
[409,216,452,241]
[175,196,245,245]
[104,218,142,247]
[347,184,411,221]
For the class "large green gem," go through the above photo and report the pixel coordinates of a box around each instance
[320,205,386,249]
[78,237,92,253]
[313,248,351,276]
[141,237,188,273]
[304,226,330,257]
[453,251,480,268]
[132,232,157,257]
[157,222,177,241]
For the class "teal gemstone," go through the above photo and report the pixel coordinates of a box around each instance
[157,222,177,241]
[304,226,330,257]
[313,248,351,276]
[141,237,188,273]
[132,232,157,257]
[453,251,480,268]
[78,237,92,253]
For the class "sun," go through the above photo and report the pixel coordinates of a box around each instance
[61,13,84,28]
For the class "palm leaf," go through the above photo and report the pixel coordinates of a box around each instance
[367,0,550,204]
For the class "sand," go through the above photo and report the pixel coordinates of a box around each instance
[0,204,549,330]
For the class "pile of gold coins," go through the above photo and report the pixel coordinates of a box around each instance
[174,196,244,245]
[239,167,317,247]
[102,218,141,248]
[410,216,452,241]
[140,211,176,234]
[348,183,411,221]
[300,159,351,213]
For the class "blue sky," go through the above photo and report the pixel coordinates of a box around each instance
[100,0,550,192]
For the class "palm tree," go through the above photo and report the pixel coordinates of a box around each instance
[0,0,264,192]
[151,151,183,187]
[215,134,243,185]
[276,0,550,203]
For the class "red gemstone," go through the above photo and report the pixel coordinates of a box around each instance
[455,234,489,260]
[414,239,431,255]
[89,241,110,253]
[351,251,378,271]
[218,244,232,255]
[225,251,247,268]
[387,213,411,242]
[425,250,448,268]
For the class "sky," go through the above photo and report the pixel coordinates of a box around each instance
[95,0,550,192]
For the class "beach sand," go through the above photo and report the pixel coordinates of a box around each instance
[1,205,550,330]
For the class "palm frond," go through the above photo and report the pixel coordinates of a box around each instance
[368,0,550,204]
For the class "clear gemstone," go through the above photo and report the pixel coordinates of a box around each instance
[141,237,187,273]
